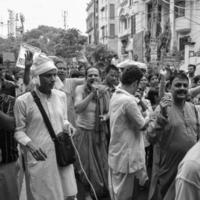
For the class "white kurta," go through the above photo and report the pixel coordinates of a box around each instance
[14,89,77,200]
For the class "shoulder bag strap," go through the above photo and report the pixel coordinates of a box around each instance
[193,105,200,141]
[31,91,57,142]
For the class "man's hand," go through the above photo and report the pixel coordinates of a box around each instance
[25,51,33,69]
[138,100,148,112]
[64,123,76,136]
[99,114,109,122]
[26,141,47,161]
[160,95,172,118]
[159,69,167,78]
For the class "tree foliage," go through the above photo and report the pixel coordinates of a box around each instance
[0,26,87,61]
[0,37,21,58]
[85,44,117,67]
[0,25,116,69]
[54,28,87,58]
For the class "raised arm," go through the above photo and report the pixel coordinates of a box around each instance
[23,51,33,86]
[125,100,145,130]
[189,85,200,98]
[145,94,172,144]
[74,85,95,114]
[159,69,167,100]
[73,78,85,87]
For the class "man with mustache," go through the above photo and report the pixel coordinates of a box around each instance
[147,71,199,200]
[14,54,77,200]
[74,67,110,200]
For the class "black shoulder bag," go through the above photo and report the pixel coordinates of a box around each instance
[31,91,76,167]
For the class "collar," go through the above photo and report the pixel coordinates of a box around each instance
[115,87,136,99]
[35,87,52,99]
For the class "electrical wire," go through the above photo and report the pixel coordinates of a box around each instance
[70,135,99,200]
[161,0,200,26]
[162,0,196,10]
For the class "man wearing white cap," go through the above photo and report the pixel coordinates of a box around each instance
[14,54,77,200]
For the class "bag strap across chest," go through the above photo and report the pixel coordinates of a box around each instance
[31,91,57,142]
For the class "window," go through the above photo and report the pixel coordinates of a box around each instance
[110,4,115,19]
[175,0,185,18]
[102,26,105,38]
[147,3,152,29]
[110,24,115,37]
[179,36,189,59]
[124,18,128,30]
[131,15,136,35]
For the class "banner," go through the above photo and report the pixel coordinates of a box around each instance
[16,43,41,68]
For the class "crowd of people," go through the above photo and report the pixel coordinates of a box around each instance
[1,50,200,200]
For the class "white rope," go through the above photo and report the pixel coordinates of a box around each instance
[71,136,99,200]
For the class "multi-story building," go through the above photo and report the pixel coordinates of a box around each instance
[86,0,95,44]
[98,0,118,53]
[170,0,200,70]
[117,0,200,66]
[86,0,118,53]
[143,0,200,69]
[86,0,200,68]
[117,0,147,61]
[86,0,99,45]
[146,0,200,70]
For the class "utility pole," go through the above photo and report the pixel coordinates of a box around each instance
[20,13,25,34]
[92,0,98,45]
[170,0,175,51]
[63,10,67,30]
[8,9,15,38]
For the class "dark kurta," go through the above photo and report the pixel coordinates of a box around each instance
[147,102,199,200]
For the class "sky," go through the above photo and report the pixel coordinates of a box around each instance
[0,0,90,36]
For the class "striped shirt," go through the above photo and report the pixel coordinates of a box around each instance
[0,93,18,164]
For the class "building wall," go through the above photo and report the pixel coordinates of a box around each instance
[98,0,118,53]
[189,0,200,52]
[117,0,146,61]
[87,0,200,64]
[86,0,95,44]
[182,0,200,71]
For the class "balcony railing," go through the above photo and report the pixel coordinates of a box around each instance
[119,29,131,38]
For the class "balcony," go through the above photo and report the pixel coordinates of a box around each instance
[175,17,191,33]
[119,29,131,38]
